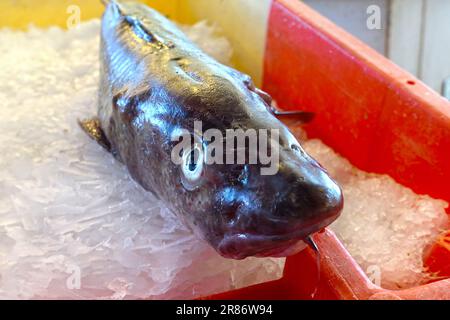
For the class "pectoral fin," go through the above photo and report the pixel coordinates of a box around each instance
[255,86,315,124]
[78,117,112,152]
[270,106,315,124]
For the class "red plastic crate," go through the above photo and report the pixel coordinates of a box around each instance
[205,0,450,300]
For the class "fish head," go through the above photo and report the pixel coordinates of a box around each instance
[169,68,343,259]
[207,144,343,259]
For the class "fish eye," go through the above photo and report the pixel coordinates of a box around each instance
[181,138,204,191]
[185,148,201,173]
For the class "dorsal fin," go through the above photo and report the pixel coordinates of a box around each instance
[101,0,114,7]
[104,0,160,45]
[101,0,117,7]
[124,15,158,43]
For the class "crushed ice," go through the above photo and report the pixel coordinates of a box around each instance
[301,138,449,289]
[0,20,283,300]
[1,18,448,299]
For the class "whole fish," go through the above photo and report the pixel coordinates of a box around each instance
[80,0,343,259]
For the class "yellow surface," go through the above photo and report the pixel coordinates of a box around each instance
[183,0,271,86]
[0,0,270,84]
[0,0,183,29]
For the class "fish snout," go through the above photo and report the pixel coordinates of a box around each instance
[213,160,343,259]
[271,160,343,236]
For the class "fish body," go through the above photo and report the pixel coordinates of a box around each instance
[81,0,343,259]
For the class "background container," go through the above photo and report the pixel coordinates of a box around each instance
[1,0,449,299]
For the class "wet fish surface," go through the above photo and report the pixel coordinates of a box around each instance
[81,0,343,259]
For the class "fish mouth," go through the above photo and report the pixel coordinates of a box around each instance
[256,240,308,258]
[217,215,335,259]
[217,233,306,259]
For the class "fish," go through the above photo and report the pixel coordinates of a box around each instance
[80,0,343,259]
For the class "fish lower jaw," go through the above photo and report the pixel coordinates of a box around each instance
[261,240,308,258]
[216,233,310,259]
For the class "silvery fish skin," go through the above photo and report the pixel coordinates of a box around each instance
[81,0,343,259]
